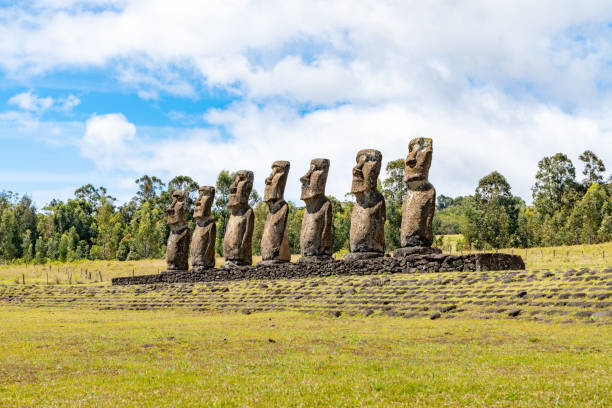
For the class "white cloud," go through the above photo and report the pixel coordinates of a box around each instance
[80,113,136,168]
[7,90,80,113]
[75,96,612,203]
[0,1,610,106]
[59,94,81,111]
[8,91,54,112]
[2,1,612,203]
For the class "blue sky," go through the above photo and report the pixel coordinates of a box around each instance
[1,1,611,206]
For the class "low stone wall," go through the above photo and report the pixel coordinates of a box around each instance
[112,253,525,285]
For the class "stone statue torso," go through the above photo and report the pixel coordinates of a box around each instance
[166,225,191,270]
[350,191,385,253]
[261,201,290,261]
[191,218,216,268]
[300,198,332,257]
[401,183,435,247]
[223,207,254,264]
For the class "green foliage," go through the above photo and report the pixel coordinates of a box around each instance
[329,196,352,253]
[579,150,606,186]
[213,170,233,256]
[286,202,303,254]
[382,159,404,250]
[251,201,268,256]
[532,153,578,219]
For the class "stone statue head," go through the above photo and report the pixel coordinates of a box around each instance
[404,138,433,183]
[264,161,290,203]
[193,186,215,220]
[167,190,189,228]
[300,158,330,201]
[228,170,254,208]
[351,149,382,194]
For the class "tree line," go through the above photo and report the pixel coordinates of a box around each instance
[0,150,610,263]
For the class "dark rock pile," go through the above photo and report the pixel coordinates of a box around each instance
[112,252,525,285]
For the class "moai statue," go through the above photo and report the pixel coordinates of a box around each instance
[260,161,291,265]
[190,186,216,269]
[298,158,333,262]
[393,138,441,257]
[345,149,386,261]
[165,190,191,271]
[223,170,255,266]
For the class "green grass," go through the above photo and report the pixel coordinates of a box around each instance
[0,307,609,407]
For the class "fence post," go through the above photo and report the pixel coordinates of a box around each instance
[46,272,48,285]
[22,274,25,284]
[99,271,103,282]
[582,250,585,259]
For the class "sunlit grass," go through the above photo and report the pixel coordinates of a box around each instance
[0,307,609,407]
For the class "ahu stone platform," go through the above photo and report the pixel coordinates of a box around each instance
[112,252,525,285]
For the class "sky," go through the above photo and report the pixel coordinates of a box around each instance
[1,0,611,207]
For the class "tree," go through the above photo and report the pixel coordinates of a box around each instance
[213,170,234,256]
[251,201,268,256]
[436,195,454,210]
[579,150,606,187]
[286,202,303,254]
[329,196,352,253]
[0,208,20,260]
[95,199,124,259]
[532,153,578,219]
[463,172,519,249]
[566,183,610,244]
[74,184,116,209]
[134,175,165,204]
[129,202,164,259]
[382,159,405,251]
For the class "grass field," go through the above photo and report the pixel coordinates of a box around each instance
[0,308,610,408]
[1,240,610,407]
[1,241,611,285]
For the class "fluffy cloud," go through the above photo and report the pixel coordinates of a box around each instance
[77,95,612,203]
[8,91,54,112]
[2,1,612,203]
[80,113,136,168]
[1,1,610,106]
[7,90,80,113]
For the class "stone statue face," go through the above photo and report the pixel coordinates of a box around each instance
[300,158,330,200]
[228,170,254,208]
[193,186,215,220]
[404,138,432,183]
[351,149,382,194]
[264,161,290,203]
[167,190,188,227]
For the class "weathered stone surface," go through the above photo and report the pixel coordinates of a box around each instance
[190,186,216,269]
[165,190,190,271]
[345,252,385,261]
[114,252,525,285]
[260,161,290,263]
[401,138,436,248]
[393,246,441,257]
[223,170,254,266]
[299,158,333,260]
[349,149,385,257]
